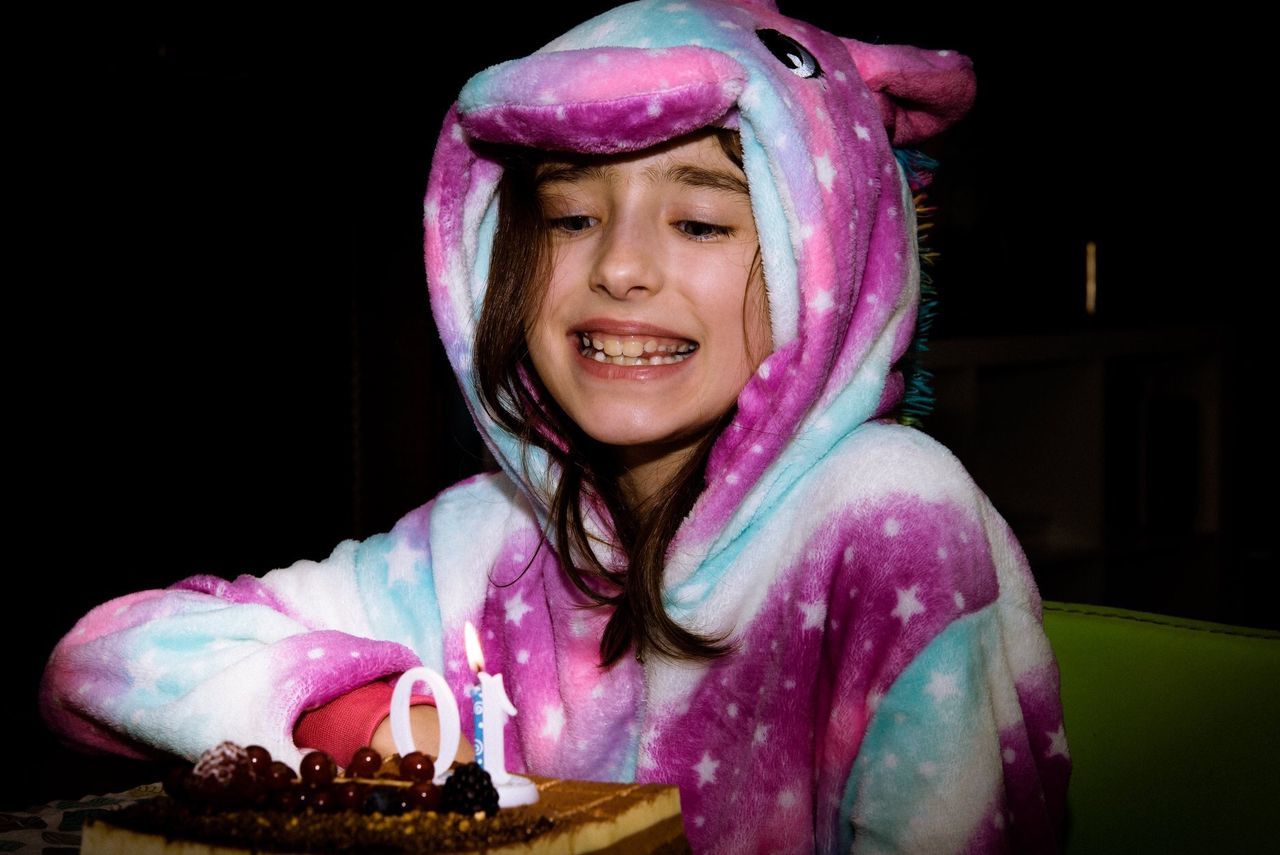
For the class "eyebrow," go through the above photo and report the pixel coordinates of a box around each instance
[535,161,750,197]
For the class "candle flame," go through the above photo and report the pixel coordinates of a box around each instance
[464,621,485,673]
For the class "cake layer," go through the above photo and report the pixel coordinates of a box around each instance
[81,776,689,854]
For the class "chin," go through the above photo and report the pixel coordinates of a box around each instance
[576,414,710,455]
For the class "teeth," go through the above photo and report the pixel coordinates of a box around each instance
[579,347,693,366]
[575,332,699,366]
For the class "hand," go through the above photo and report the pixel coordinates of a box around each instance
[369,704,476,765]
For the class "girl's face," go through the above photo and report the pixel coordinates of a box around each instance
[526,131,771,489]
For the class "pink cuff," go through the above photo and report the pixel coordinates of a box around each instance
[293,676,435,768]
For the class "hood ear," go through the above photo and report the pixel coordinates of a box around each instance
[840,38,977,147]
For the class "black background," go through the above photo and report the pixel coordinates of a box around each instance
[8,2,1266,809]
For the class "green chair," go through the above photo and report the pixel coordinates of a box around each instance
[1042,602,1280,854]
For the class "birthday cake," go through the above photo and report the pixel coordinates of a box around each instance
[79,743,688,854]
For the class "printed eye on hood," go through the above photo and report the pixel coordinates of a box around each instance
[422,0,975,560]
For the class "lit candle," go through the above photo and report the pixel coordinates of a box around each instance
[464,621,516,783]
[389,667,461,787]
[463,621,539,807]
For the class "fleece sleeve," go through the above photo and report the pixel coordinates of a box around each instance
[39,502,445,770]
[840,607,1067,853]
[833,495,1070,853]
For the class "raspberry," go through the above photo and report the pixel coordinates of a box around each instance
[188,741,256,807]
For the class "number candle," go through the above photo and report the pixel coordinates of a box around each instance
[389,667,460,787]
[464,621,538,806]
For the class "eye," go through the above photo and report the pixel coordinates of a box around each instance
[756,29,822,79]
[550,215,597,233]
[677,221,732,241]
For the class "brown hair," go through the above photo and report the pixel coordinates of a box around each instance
[473,129,762,668]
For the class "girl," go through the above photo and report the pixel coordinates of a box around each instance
[41,1,1069,851]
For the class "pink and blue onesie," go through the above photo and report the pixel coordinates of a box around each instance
[42,2,1069,851]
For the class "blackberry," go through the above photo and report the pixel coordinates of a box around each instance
[441,763,500,816]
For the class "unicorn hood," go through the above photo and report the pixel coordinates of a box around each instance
[424,0,975,566]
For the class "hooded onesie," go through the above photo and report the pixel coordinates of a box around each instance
[41,2,1070,851]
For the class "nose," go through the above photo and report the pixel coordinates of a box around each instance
[590,214,662,301]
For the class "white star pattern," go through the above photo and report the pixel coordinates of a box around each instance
[883,518,902,537]
[726,703,738,718]
[541,705,565,742]
[937,547,949,560]
[777,789,797,808]
[754,724,770,745]
[307,647,325,660]
[891,585,926,625]
[126,649,163,694]
[844,546,855,563]
[505,592,533,626]
[1003,747,1017,764]
[693,751,720,787]
[799,600,827,630]
[883,753,898,769]
[1046,724,1070,760]
[591,684,605,700]
[694,816,706,828]
[385,539,422,586]
[516,649,530,665]
[853,122,871,141]
[924,670,960,703]
[810,289,834,313]
[815,154,836,191]
[954,591,966,610]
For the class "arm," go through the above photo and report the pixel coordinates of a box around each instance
[830,495,1069,853]
[838,606,1067,853]
[40,504,441,770]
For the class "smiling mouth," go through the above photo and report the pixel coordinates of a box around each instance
[576,332,699,366]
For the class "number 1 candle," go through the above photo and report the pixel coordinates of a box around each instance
[464,621,538,806]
